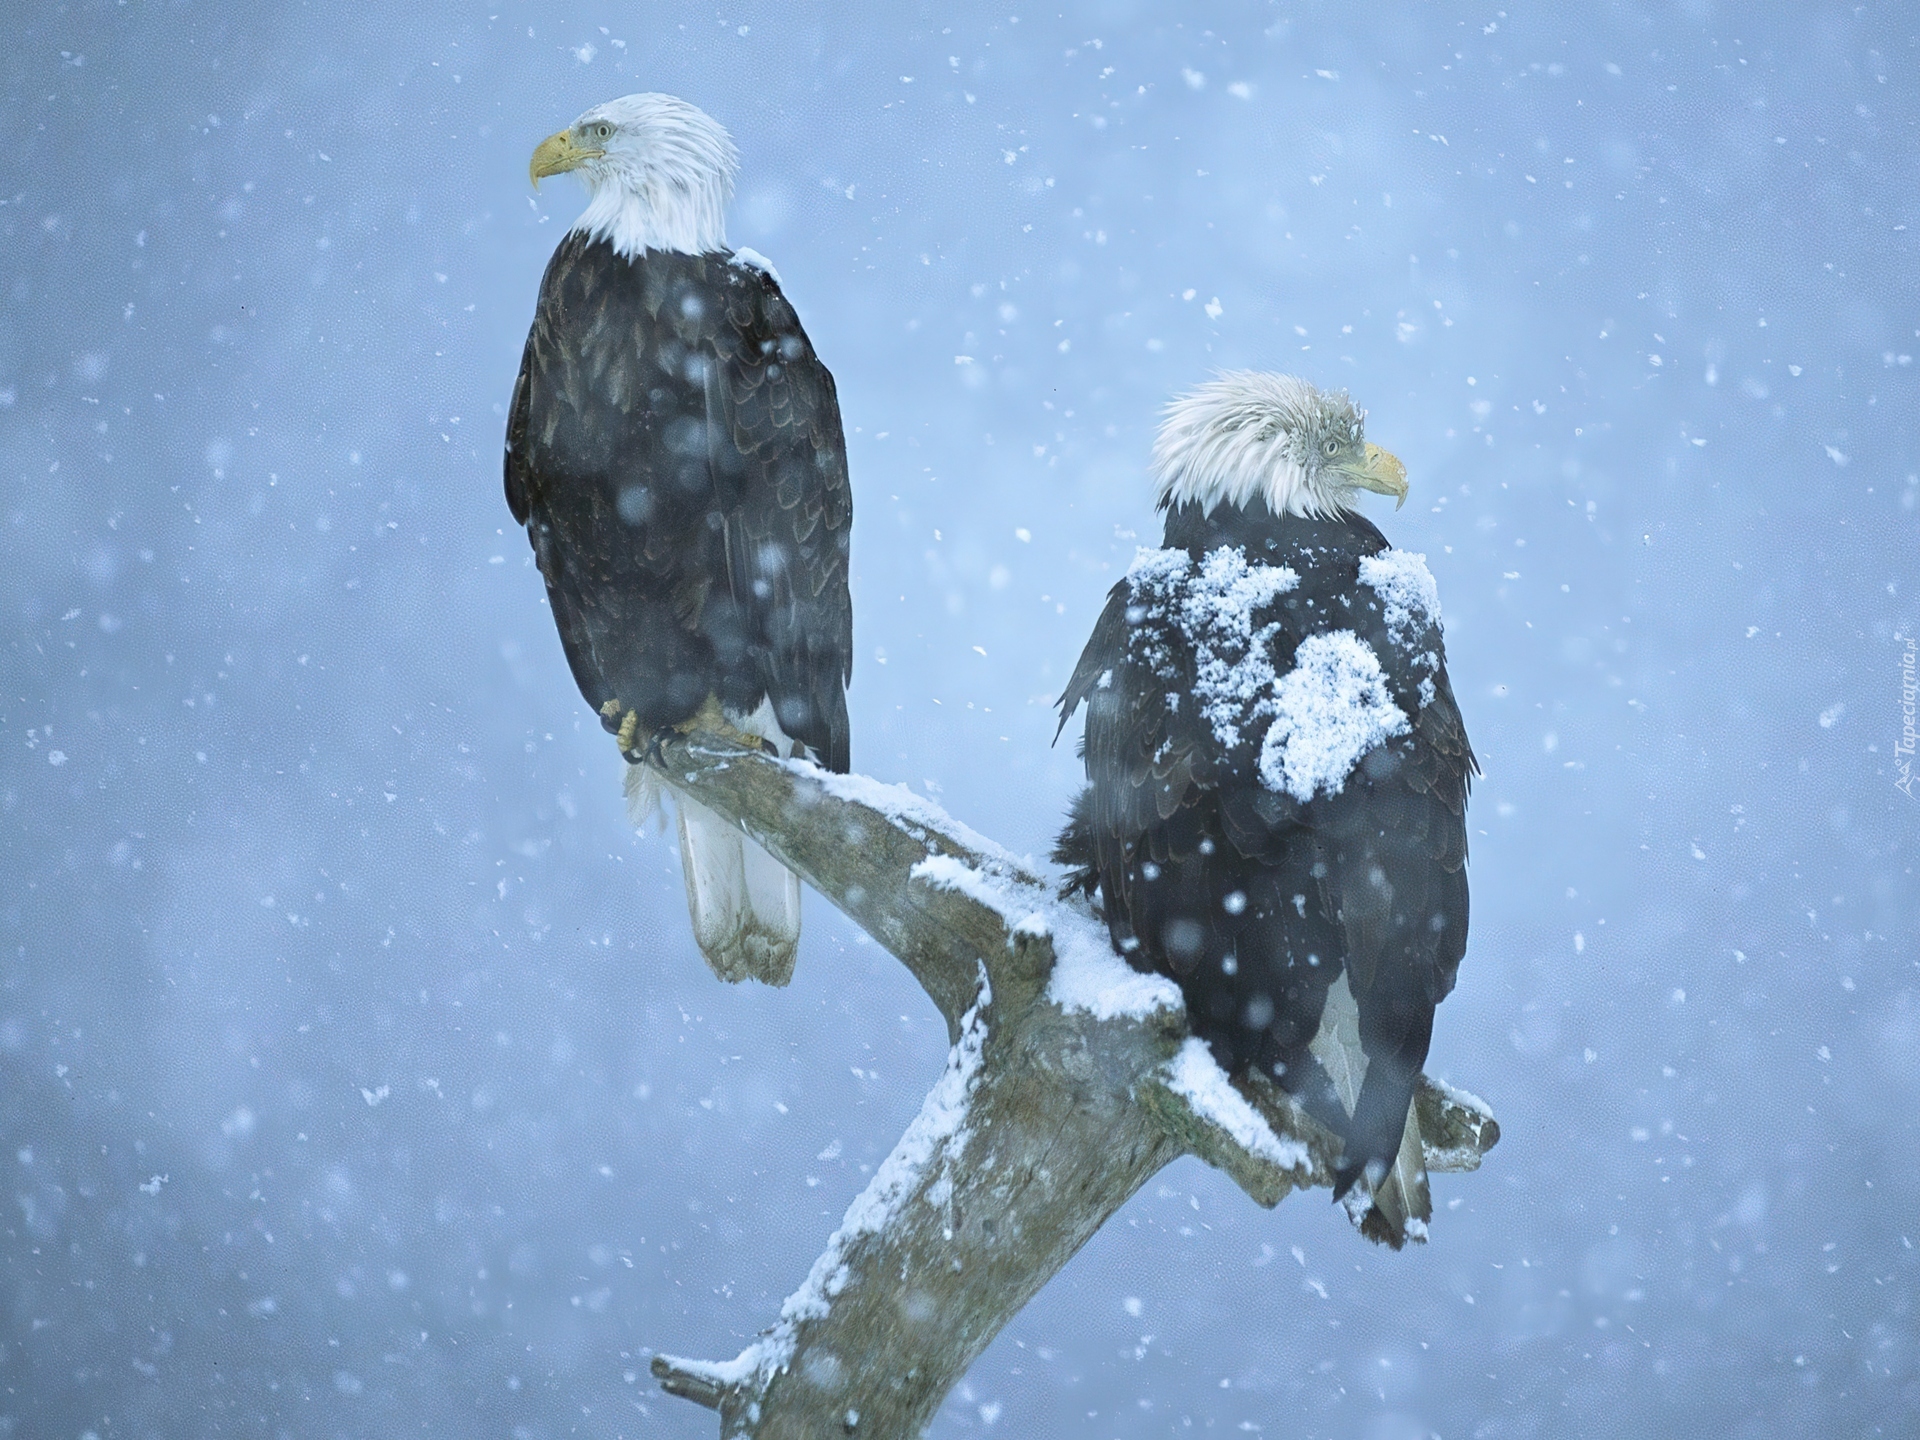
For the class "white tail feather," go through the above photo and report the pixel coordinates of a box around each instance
[624,697,804,986]
[677,799,800,986]
[1358,1103,1432,1246]
[624,759,664,829]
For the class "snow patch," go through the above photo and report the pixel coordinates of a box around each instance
[1427,1077,1494,1122]
[1422,1142,1487,1173]
[1126,545,1298,751]
[1128,547,1411,796]
[1046,912,1184,1020]
[795,762,1022,868]
[1125,544,1192,588]
[1165,1038,1311,1173]
[1258,632,1409,802]
[1340,1186,1378,1229]
[786,757,1178,1022]
[911,853,1041,926]
[728,246,782,285]
[1357,549,1440,646]
[1011,911,1052,940]
[909,854,1181,1021]
[1360,549,1444,710]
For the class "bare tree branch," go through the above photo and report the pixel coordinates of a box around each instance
[637,731,1499,1437]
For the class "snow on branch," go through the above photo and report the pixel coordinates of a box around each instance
[658,973,993,1408]
[637,729,1500,1438]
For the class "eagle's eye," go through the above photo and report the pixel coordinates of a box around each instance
[1322,437,1340,457]
[592,122,613,141]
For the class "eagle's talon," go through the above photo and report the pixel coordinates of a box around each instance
[642,726,675,768]
[615,708,640,756]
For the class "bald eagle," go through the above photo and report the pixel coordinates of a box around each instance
[1055,374,1474,1247]
[506,94,852,986]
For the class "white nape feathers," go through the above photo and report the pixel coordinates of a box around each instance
[1151,372,1376,520]
[561,93,739,258]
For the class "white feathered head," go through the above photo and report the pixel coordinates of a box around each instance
[1151,372,1408,519]
[529,93,739,258]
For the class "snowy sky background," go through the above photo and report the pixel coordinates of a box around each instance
[5,2,1918,1435]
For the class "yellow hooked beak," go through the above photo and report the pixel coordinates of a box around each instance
[1345,442,1409,509]
[529,128,602,187]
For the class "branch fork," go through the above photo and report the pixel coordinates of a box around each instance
[636,732,1499,1437]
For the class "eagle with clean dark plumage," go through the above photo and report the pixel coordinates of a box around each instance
[1055,373,1475,1248]
[506,94,852,986]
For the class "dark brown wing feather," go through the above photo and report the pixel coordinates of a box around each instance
[504,236,852,769]
[703,263,853,770]
[1056,502,1474,1192]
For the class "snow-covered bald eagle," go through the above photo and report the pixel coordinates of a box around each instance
[1055,373,1475,1248]
[506,94,852,986]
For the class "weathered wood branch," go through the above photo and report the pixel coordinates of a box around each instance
[638,732,1499,1438]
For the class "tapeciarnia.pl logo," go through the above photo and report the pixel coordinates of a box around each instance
[1898,635,1918,799]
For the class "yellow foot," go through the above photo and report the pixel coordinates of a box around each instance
[615,708,640,757]
[673,696,777,753]
[675,695,732,739]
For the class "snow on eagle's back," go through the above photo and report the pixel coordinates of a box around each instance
[1125,545,1414,801]
[1358,548,1441,646]
[1259,631,1409,802]
[728,246,782,284]
[1126,545,1299,752]
[1358,548,1444,710]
